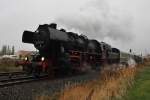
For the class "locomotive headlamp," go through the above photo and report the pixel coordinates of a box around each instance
[24,57,28,61]
[41,57,45,61]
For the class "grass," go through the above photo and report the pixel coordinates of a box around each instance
[58,67,136,100]
[125,66,150,100]
[0,66,22,72]
[37,65,138,100]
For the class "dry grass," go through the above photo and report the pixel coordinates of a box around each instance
[0,58,22,72]
[58,67,137,100]
[37,64,146,100]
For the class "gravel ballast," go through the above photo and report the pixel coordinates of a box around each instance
[0,72,100,100]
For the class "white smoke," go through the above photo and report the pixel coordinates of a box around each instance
[55,0,133,42]
[127,57,136,68]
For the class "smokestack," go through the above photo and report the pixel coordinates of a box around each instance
[49,23,57,29]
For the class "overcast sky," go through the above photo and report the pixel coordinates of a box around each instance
[0,0,150,55]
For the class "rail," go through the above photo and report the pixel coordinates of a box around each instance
[0,72,48,87]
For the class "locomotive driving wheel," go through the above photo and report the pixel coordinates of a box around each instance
[58,54,72,76]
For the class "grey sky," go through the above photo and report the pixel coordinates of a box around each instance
[0,0,150,55]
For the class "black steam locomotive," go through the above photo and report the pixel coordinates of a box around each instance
[18,23,142,77]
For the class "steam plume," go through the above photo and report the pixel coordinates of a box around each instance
[55,0,133,42]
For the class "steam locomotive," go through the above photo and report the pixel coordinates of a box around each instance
[17,23,142,77]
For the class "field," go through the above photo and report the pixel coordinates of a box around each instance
[0,58,22,72]
[125,66,150,100]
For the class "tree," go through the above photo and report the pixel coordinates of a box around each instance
[1,45,7,55]
[7,45,10,55]
[0,45,15,55]
[11,46,15,55]
[0,50,2,56]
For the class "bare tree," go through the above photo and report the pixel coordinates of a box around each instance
[1,45,7,55]
[11,46,15,55]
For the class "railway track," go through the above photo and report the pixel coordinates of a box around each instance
[0,70,99,88]
[0,72,48,87]
[0,65,121,88]
[0,71,24,76]
[0,71,101,100]
[0,71,25,81]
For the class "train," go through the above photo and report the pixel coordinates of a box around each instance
[17,23,143,77]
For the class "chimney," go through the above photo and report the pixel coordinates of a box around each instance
[49,23,57,29]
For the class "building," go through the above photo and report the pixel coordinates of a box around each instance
[15,50,37,59]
